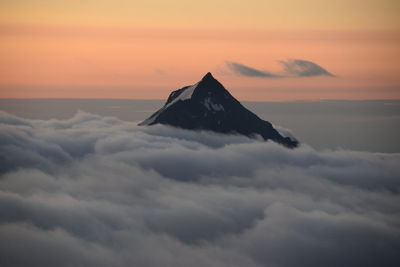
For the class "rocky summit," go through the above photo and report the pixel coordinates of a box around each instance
[139,72,298,148]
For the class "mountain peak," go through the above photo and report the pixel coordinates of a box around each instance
[202,72,215,81]
[139,74,298,148]
[197,72,220,90]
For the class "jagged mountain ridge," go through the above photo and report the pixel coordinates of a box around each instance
[139,72,298,148]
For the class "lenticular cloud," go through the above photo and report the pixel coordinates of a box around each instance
[0,111,400,267]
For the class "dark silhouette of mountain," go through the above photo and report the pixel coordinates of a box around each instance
[139,72,298,148]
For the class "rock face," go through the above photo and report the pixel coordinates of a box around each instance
[139,72,298,148]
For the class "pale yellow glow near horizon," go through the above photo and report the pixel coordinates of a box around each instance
[1,0,399,30]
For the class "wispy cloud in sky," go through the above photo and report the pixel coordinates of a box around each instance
[226,59,334,78]
[279,59,334,77]
[226,61,281,78]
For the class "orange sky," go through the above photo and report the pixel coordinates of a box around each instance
[1,0,399,101]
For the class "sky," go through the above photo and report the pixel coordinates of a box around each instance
[0,0,400,100]
[1,2,400,265]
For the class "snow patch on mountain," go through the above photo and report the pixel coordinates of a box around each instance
[140,83,199,126]
[166,83,198,109]
[274,125,297,142]
[139,113,157,126]
[203,98,224,112]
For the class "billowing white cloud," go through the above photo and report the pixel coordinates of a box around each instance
[0,111,399,267]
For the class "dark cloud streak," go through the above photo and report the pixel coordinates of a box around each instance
[226,61,281,78]
[279,58,334,77]
[226,59,334,78]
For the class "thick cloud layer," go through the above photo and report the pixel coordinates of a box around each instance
[1,111,399,267]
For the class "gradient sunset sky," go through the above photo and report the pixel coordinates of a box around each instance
[1,0,399,101]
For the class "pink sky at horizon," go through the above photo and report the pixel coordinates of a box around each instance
[1,0,399,101]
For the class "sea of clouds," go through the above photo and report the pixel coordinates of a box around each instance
[1,110,400,267]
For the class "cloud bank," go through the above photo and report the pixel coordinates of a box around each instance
[226,59,334,78]
[0,111,399,267]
